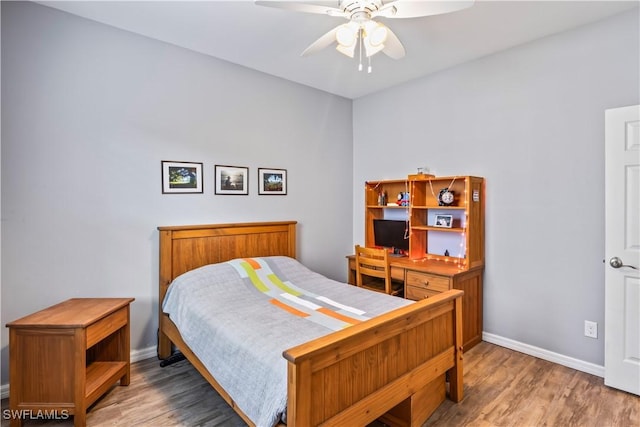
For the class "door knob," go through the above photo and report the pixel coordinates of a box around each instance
[609,257,638,270]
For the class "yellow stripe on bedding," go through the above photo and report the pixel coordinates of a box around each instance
[240,261,269,292]
[268,273,301,296]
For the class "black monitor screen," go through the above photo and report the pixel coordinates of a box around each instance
[373,219,409,251]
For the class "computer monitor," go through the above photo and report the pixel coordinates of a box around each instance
[373,219,409,251]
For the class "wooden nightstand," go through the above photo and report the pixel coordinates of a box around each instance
[6,298,135,427]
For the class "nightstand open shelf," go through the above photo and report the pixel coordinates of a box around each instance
[85,361,129,406]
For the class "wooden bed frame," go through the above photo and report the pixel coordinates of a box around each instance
[157,221,464,427]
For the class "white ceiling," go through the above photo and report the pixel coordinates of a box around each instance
[37,0,639,99]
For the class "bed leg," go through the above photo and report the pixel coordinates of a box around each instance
[449,294,465,402]
[158,328,172,359]
[448,345,464,402]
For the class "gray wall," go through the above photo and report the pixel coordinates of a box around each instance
[353,9,639,366]
[2,0,638,391]
[1,1,353,384]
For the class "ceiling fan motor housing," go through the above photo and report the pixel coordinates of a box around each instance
[340,0,384,15]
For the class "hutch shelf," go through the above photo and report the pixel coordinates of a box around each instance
[364,179,411,249]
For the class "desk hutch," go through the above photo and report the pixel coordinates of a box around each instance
[349,175,485,350]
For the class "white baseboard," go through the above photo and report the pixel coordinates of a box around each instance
[483,332,605,378]
[0,345,157,401]
[131,345,158,363]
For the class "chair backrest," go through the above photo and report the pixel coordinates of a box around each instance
[354,245,392,294]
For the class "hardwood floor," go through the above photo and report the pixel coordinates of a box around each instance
[424,342,638,427]
[1,342,637,426]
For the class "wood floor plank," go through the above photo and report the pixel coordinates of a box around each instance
[1,342,637,426]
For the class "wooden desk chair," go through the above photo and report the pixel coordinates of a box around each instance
[354,245,395,295]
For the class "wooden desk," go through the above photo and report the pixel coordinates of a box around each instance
[347,256,483,350]
[6,298,134,427]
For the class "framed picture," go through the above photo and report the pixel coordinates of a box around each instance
[161,161,203,194]
[215,165,249,195]
[434,214,453,228]
[258,168,287,195]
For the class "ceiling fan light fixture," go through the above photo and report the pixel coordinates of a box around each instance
[256,0,474,65]
[336,42,357,58]
[336,24,357,47]
[367,23,388,47]
[363,40,384,57]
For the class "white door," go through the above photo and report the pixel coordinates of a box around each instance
[605,104,640,395]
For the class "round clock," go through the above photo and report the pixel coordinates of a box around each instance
[438,188,455,206]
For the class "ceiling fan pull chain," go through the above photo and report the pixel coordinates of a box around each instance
[358,27,363,71]
[368,56,372,73]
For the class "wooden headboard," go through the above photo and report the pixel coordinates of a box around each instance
[158,221,297,301]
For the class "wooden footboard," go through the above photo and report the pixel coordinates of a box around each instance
[284,289,463,427]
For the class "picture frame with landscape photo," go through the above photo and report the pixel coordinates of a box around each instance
[258,168,287,195]
[161,161,203,194]
[434,214,453,228]
[215,165,249,195]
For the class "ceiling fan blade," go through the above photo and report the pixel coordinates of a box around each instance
[301,26,340,56]
[255,1,348,17]
[381,25,405,59]
[373,0,475,19]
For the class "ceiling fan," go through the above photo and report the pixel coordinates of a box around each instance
[255,1,475,72]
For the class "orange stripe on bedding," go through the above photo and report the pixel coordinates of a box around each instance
[317,307,362,325]
[243,258,262,269]
[270,298,309,318]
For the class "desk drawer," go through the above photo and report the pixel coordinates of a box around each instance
[405,271,450,293]
[86,307,128,349]
[406,286,441,301]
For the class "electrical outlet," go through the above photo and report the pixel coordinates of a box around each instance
[584,320,598,339]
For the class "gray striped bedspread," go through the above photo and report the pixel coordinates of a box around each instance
[162,256,412,427]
